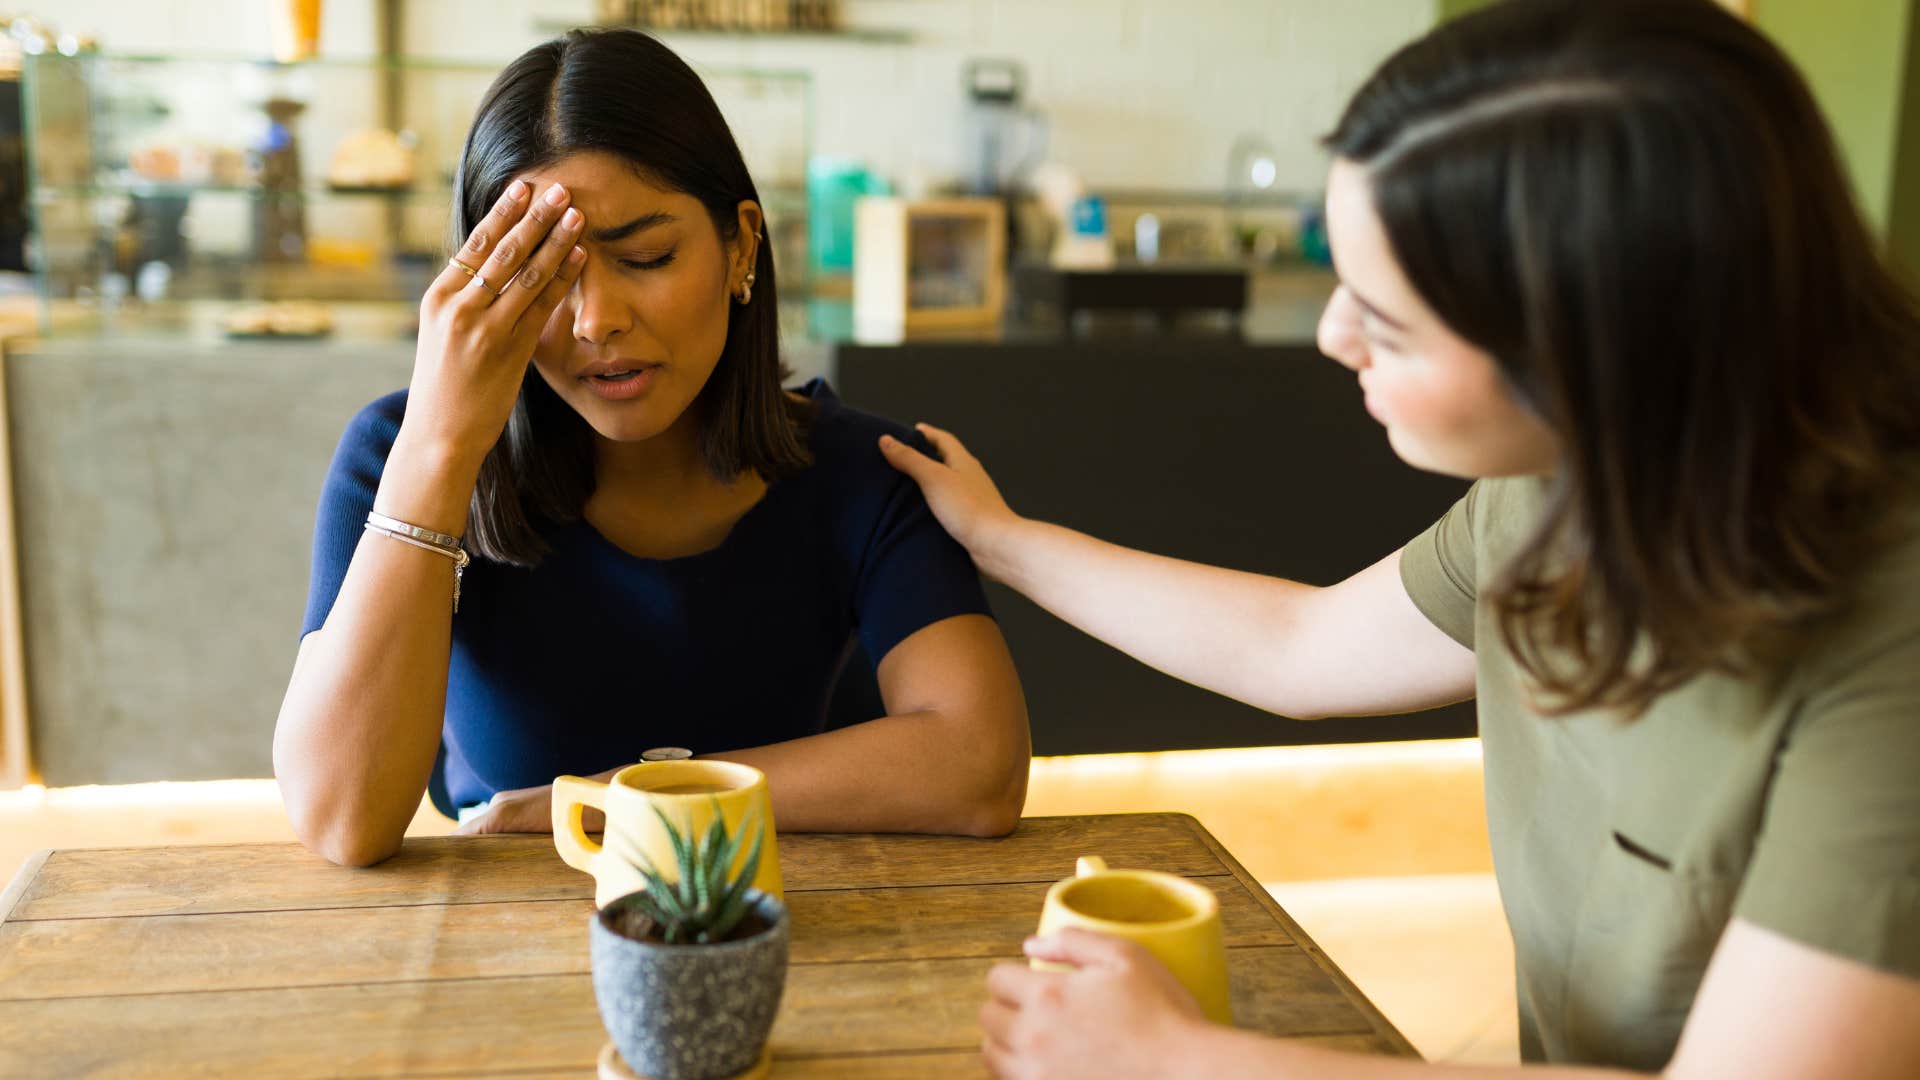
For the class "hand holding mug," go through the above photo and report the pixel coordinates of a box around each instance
[981,928,1208,1080]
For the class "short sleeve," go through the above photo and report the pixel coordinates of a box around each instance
[300,393,405,638]
[1733,629,1920,978]
[1399,481,1484,649]
[851,428,993,664]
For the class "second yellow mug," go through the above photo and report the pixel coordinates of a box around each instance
[1035,855,1233,1025]
[552,759,783,909]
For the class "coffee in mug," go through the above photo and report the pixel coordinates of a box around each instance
[552,759,783,908]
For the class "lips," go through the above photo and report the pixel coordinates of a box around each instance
[577,360,662,402]
[577,359,662,379]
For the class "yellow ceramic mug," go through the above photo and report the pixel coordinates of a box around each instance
[552,760,783,909]
[1035,856,1233,1025]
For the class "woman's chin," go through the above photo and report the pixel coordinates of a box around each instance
[570,396,682,444]
[1385,427,1478,480]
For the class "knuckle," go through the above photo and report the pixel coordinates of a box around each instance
[492,238,519,263]
[519,266,544,289]
[465,229,488,253]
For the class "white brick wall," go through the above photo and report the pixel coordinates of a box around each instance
[36,0,1435,194]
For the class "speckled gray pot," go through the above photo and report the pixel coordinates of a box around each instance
[590,890,789,1080]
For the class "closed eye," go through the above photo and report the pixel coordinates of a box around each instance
[1364,331,1402,354]
[619,251,678,272]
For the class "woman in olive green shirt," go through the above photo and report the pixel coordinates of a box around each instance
[879,0,1920,1076]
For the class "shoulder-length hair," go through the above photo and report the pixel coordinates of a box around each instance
[1326,0,1920,715]
[452,28,810,567]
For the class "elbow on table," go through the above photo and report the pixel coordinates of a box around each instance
[957,760,1029,838]
[282,793,405,868]
[309,828,404,868]
[960,800,1023,838]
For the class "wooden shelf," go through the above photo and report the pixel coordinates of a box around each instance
[532,19,910,44]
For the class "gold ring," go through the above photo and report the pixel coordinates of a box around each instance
[472,274,503,297]
[447,256,479,278]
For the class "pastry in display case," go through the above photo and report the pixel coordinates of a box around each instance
[326,129,416,192]
[222,299,334,339]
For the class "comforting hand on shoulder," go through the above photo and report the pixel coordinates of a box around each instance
[878,424,1022,566]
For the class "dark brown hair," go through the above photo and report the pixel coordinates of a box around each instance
[1326,0,1920,714]
[452,28,810,567]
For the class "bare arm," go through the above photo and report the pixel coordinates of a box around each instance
[458,613,1030,838]
[274,180,587,867]
[878,427,1475,720]
[460,611,1036,837]
[710,613,1030,836]
[986,920,1920,1080]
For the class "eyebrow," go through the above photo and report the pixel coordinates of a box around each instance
[1346,284,1411,333]
[590,211,678,244]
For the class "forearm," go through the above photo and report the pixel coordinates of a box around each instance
[274,433,480,865]
[708,706,1028,836]
[978,518,1330,717]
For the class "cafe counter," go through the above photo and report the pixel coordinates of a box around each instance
[1,271,1468,786]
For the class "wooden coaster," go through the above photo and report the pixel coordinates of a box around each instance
[597,1042,771,1080]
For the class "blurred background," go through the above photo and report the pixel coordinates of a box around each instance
[0,0,1913,1063]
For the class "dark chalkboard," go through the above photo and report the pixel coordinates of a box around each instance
[833,339,1476,755]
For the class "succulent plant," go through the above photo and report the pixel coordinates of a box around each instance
[622,801,766,945]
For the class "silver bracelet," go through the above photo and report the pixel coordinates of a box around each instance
[366,510,462,553]
[364,517,470,613]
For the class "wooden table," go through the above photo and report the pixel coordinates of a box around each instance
[0,813,1415,1077]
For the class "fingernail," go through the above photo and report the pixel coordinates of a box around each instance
[508,181,529,202]
[561,207,581,229]
[545,183,568,206]
[568,246,585,264]
[879,435,894,446]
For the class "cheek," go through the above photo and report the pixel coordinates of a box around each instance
[1362,362,1434,427]
[1376,358,1558,474]
[1369,352,1497,434]
[532,303,572,365]
[630,259,732,353]
[683,258,746,364]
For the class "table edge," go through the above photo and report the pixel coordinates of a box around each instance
[0,848,49,925]
[1177,815,1423,1060]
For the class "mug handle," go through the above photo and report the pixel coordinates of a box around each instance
[552,774,609,872]
[1076,856,1107,877]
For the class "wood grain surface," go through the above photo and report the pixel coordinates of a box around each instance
[0,813,1415,1077]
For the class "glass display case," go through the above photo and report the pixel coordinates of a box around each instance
[20,50,812,340]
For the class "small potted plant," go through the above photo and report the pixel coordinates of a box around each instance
[590,803,788,1080]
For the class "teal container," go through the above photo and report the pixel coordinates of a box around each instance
[807,157,890,276]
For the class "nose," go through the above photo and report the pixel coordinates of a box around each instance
[1317,286,1369,373]
[570,260,633,346]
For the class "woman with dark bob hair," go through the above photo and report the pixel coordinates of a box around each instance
[883,0,1920,1076]
[275,28,1029,867]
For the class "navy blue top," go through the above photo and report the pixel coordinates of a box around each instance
[300,380,991,812]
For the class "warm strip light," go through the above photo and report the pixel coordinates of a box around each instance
[0,778,281,810]
[1031,738,1482,780]
[0,739,1483,808]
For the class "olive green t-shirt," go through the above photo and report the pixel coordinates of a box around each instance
[1400,477,1920,1069]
